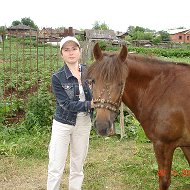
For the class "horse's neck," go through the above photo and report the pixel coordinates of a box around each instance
[122,58,170,121]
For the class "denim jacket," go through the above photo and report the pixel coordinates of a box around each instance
[52,63,93,126]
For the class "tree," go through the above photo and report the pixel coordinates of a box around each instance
[11,17,38,29]
[158,30,170,42]
[12,20,21,26]
[127,26,136,35]
[21,17,38,29]
[92,21,109,30]
[127,26,145,38]
[127,26,154,41]
[135,26,145,33]
[152,35,162,44]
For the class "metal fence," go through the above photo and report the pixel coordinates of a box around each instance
[0,32,93,126]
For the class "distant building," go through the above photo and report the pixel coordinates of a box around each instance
[7,24,37,37]
[84,29,116,42]
[132,40,152,47]
[38,27,83,43]
[84,29,127,45]
[168,29,190,43]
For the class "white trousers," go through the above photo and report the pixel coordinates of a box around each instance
[47,115,91,190]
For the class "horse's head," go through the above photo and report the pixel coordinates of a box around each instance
[87,43,128,136]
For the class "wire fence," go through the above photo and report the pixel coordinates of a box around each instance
[0,31,93,126]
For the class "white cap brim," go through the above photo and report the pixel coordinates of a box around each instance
[60,36,80,51]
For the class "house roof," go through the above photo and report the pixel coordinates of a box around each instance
[115,31,128,37]
[74,29,84,35]
[84,29,116,40]
[167,28,190,35]
[8,24,36,30]
[184,30,190,34]
[40,28,57,34]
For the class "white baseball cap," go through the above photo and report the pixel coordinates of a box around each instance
[60,36,80,51]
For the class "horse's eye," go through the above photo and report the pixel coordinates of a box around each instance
[87,79,95,85]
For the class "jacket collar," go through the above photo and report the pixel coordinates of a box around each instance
[63,64,74,79]
[63,63,84,80]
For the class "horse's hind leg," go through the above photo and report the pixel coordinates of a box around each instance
[180,146,190,166]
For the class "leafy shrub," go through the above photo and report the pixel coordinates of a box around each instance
[0,102,9,125]
[98,40,107,50]
[114,109,150,143]
[127,46,190,58]
[21,87,55,131]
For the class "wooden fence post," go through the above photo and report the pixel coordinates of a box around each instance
[120,102,125,139]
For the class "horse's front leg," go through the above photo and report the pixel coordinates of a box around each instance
[153,142,175,190]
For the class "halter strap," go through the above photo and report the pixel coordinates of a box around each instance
[93,84,125,113]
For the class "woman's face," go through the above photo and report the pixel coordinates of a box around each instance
[61,41,81,64]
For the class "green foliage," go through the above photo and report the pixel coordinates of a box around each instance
[0,124,50,158]
[158,30,170,42]
[0,88,53,158]
[124,114,150,143]
[12,20,21,26]
[0,26,7,33]
[114,110,149,143]
[98,40,107,50]
[0,102,9,124]
[21,17,38,29]
[132,31,154,41]
[127,25,170,44]
[152,35,162,44]
[135,26,145,32]
[128,46,190,58]
[92,21,109,30]
[21,87,55,130]
[0,96,25,126]
[11,17,38,29]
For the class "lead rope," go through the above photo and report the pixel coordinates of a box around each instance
[120,102,125,140]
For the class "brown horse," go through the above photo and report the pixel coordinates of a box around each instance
[86,43,190,190]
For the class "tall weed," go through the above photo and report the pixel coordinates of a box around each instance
[21,87,55,131]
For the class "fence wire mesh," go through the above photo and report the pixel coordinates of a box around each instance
[0,30,92,126]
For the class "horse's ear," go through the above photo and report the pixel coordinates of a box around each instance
[93,43,103,61]
[119,45,128,62]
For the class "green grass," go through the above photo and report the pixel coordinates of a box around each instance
[0,128,190,190]
[84,137,190,190]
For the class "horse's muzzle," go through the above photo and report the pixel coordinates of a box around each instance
[94,120,115,136]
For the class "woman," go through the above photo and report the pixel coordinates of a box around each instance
[47,36,93,190]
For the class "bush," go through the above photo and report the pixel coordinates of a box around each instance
[21,87,55,131]
[114,110,150,143]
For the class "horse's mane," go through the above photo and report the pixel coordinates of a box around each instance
[86,52,128,83]
[85,51,189,84]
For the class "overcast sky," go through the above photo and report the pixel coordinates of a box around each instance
[1,0,189,32]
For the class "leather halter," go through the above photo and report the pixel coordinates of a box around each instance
[93,84,125,113]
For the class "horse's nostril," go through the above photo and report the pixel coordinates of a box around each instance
[99,128,108,136]
[94,121,112,136]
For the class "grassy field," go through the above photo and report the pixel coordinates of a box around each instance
[1,134,190,190]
